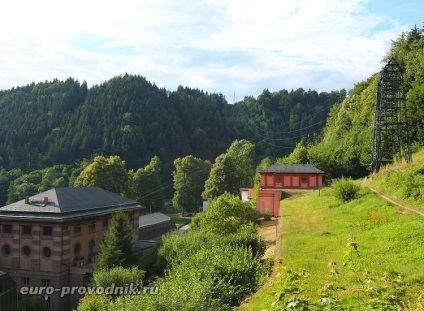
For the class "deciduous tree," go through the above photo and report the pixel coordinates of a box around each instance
[172,155,212,213]
[74,156,129,194]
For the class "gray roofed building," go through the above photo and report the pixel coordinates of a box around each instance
[0,186,143,310]
[260,164,324,174]
[0,187,142,221]
[139,212,175,240]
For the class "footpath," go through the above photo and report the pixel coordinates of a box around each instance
[362,178,424,218]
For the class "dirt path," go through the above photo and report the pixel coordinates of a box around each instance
[257,218,278,259]
[363,179,424,218]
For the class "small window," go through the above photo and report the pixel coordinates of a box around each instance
[22,226,32,235]
[2,224,12,234]
[74,243,81,256]
[301,176,308,183]
[43,247,51,258]
[88,221,96,231]
[74,224,82,234]
[41,279,50,287]
[2,244,11,255]
[43,226,53,236]
[22,277,30,286]
[89,239,95,251]
[276,176,282,183]
[102,219,108,228]
[22,246,31,257]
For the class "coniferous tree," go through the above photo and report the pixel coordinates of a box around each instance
[96,209,137,270]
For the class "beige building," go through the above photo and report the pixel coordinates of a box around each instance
[0,187,143,311]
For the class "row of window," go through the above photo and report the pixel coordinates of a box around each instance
[2,240,97,258]
[2,213,134,237]
[1,225,53,236]
[2,244,52,258]
[21,277,50,287]
[74,219,109,234]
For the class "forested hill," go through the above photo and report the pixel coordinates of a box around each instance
[0,75,344,177]
[304,26,424,178]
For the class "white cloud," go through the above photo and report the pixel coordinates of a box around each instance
[0,0,417,101]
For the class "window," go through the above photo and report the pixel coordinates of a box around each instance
[2,244,11,255]
[22,246,31,257]
[74,224,82,234]
[43,247,51,258]
[41,279,50,287]
[89,239,95,252]
[102,219,108,228]
[276,176,282,183]
[88,221,96,231]
[2,224,12,234]
[74,243,81,256]
[21,277,30,286]
[301,176,308,183]
[22,225,32,235]
[43,226,53,236]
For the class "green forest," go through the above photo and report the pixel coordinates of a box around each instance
[1,26,424,211]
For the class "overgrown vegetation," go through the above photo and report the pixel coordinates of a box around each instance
[332,177,361,202]
[368,148,424,208]
[77,194,270,310]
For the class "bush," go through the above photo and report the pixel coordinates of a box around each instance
[332,177,361,202]
[91,266,145,290]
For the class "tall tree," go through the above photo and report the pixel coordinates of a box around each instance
[172,155,212,213]
[74,155,129,194]
[226,139,256,188]
[202,154,238,200]
[131,156,164,212]
[96,209,137,269]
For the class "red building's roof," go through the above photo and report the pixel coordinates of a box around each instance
[260,164,324,174]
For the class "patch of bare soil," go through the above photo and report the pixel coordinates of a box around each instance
[257,218,278,259]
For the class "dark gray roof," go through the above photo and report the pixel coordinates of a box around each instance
[260,164,324,174]
[0,187,142,220]
[139,212,171,228]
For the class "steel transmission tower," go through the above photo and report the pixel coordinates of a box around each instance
[371,58,412,173]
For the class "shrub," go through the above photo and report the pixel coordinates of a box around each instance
[332,177,361,202]
[90,266,145,291]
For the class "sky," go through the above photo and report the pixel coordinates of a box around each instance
[0,0,423,103]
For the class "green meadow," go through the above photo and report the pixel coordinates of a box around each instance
[239,186,424,310]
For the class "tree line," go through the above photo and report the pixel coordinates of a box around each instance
[0,75,344,206]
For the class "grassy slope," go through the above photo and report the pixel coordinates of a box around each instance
[239,186,424,310]
[367,149,424,209]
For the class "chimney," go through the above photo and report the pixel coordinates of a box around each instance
[25,196,29,204]
[43,197,49,205]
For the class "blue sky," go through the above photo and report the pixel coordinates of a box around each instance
[0,0,423,102]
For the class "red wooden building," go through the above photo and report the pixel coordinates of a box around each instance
[256,164,324,216]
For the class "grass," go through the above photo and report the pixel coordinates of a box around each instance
[171,217,191,229]
[368,148,424,209]
[238,186,424,310]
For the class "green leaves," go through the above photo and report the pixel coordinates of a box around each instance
[172,155,212,213]
[96,209,137,270]
[74,155,129,194]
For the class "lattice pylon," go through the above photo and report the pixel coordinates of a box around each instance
[371,58,412,173]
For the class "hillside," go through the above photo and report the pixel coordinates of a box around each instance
[0,76,344,206]
[239,150,424,310]
[301,26,424,179]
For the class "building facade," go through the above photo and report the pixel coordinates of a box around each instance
[0,187,143,311]
[253,164,324,216]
